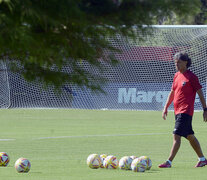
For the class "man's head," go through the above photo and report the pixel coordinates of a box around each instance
[174,52,191,72]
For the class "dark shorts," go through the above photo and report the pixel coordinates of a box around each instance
[173,113,194,138]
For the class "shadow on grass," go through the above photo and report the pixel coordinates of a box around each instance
[145,169,162,173]
[29,171,43,174]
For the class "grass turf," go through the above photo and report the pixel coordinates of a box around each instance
[0,109,206,180]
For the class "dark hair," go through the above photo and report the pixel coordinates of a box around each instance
[174,52,191,68]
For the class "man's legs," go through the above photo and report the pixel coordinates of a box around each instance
[159,134,181,168]
[168,134,181,161]
[187,134,207,167]
[187,134,204,158]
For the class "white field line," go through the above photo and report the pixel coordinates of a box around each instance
[0,139,16,141]
[34,132,168,140]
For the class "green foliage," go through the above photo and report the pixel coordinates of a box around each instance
[0,0,201,91]
[159,0,203,25]
[194,0,207,24]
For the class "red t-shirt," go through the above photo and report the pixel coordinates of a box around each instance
[172,70,202,116]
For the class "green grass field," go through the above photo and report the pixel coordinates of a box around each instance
[0,109,207,180]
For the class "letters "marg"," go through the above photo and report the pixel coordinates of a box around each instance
[118,88,170,106]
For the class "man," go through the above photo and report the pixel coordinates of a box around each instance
[158,52,207,168]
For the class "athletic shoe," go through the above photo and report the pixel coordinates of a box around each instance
[195,160,207,167]
[158,162,171,168]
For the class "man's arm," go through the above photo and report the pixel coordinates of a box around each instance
[197,89,207,122]
[162,90,174,120]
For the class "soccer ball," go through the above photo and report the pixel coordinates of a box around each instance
[15,158,31,173]
[131,158,147,172]
[103,155,118,169]
[87,154,101,169]
[0,152,10,166]
[119,156,133,170]
[138,156,152,170]
[100,154,107,168]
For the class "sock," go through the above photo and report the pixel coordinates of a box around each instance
[198,157,206,161]
[167,160,172,165]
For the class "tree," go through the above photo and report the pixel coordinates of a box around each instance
[0,0,201,92]
[159,0,207,25]
[195,0,207,24]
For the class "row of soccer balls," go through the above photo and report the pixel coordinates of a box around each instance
[87,154,152,172]
[0,152,31,173]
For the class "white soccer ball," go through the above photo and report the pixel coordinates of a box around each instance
[15,158,31,173]
[103,155,119,169]
[87,154,101,169]
[119,156,133,170]
[0,152,9,166]
[131,158,147,172]
[100,154,107,168]
[138,156,152,170]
